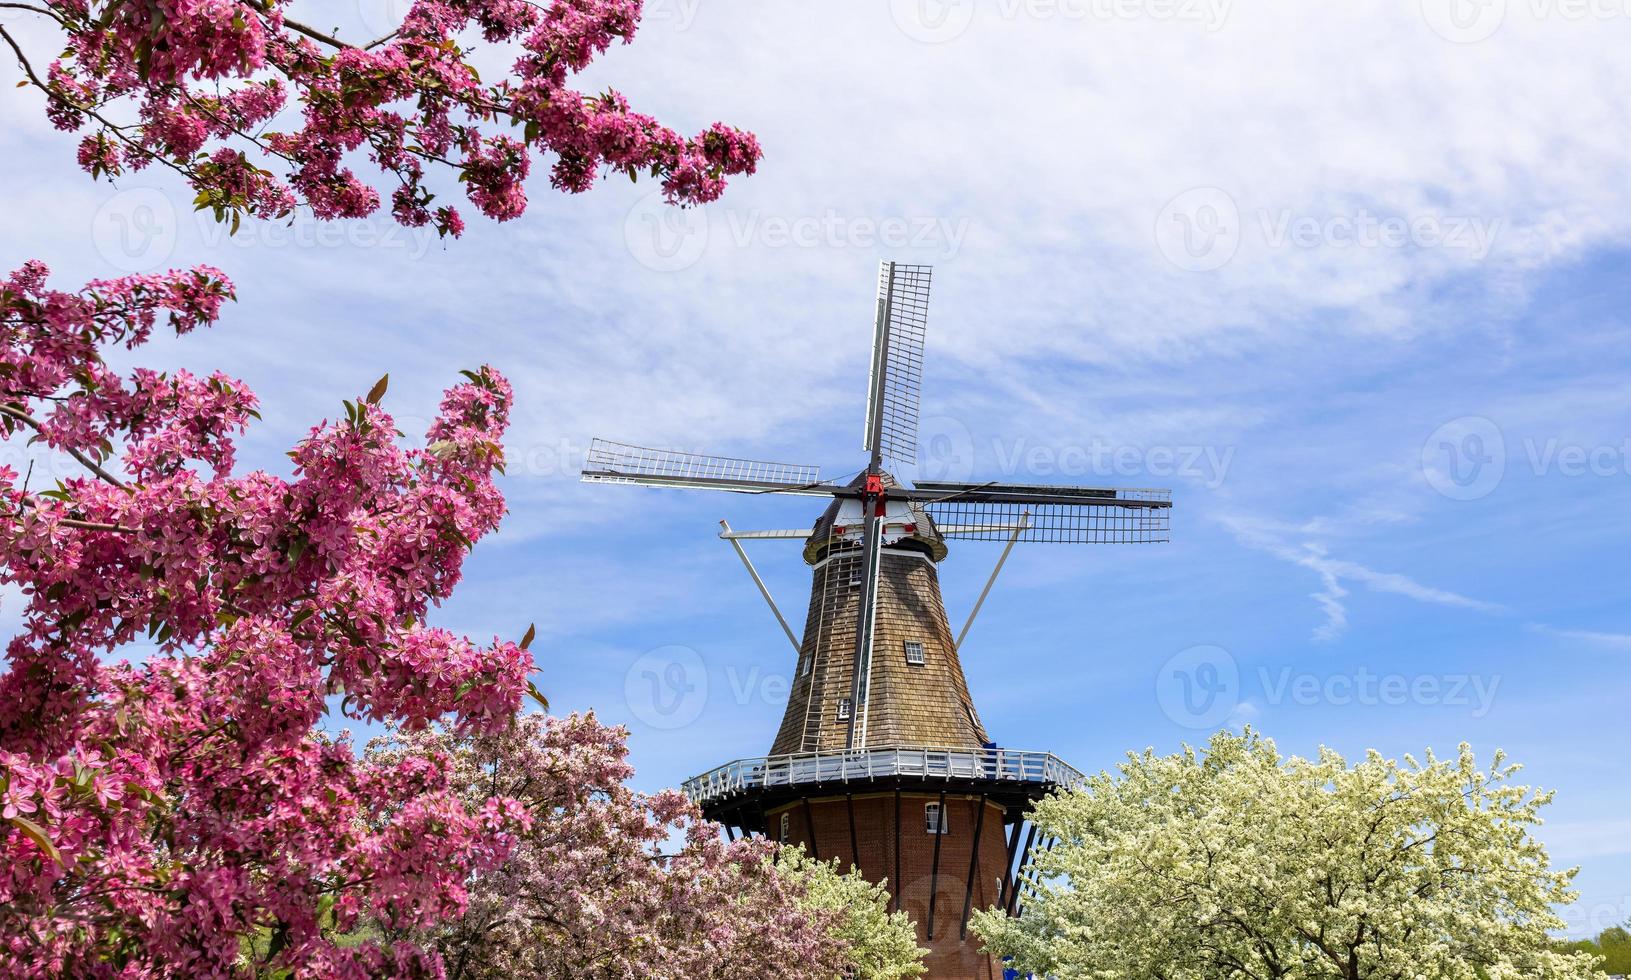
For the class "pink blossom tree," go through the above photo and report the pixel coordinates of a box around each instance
[0,3,769,974]
[370,713,856,980]
[0,0,762,236]
[0,260,543,975]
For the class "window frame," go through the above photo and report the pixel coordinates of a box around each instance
[837,698,853,720]
[903,640,926,665]
[925,801,949,835]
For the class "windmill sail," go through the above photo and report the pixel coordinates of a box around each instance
[582,439,829,495]
[862,262,932,469]
[911,481,1172,544]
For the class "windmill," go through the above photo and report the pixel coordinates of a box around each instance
[582,261,1171,980]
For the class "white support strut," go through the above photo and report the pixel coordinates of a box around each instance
[954,511,1031,651]
[719,520,802,654]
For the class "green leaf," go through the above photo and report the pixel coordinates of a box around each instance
[126,783,167,806]
[365,373,389,405]
[8,815,66,867]
[527,680,549,712]
[520,623,536,650]
[291,607,315,630]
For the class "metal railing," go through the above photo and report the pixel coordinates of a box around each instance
[681,745,1084,808]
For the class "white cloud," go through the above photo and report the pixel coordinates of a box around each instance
[1527,624,1631,651]
[6,0,1631,454]
[1226,700,1261,728]
[1220,512,1503,641]
[0,2,1621,673]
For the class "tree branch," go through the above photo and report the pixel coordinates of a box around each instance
[0,404,127,488]
[241,0,355,50]
[0,2,69,27]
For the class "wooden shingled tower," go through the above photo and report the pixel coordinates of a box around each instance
[771,472,985,755]
[583,262,1172,979]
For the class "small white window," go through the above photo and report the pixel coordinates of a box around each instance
[837,698,853,720]
[925,802,949,835]
[904,641,925,666]
[779,812,790,843]
[849,571,863,587]
[799,654,811,677]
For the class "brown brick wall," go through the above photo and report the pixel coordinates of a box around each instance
[768,793,1010,980]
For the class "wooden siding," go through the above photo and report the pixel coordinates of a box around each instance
[770,544,988,755]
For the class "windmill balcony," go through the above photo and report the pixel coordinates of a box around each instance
[682,745,1084,813]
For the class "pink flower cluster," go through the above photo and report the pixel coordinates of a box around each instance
[0,263,536,976]
[375,713,852,979]
[23,0,762,236]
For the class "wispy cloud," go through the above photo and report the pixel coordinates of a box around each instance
[1220,513,1503,641]
[1526,624,1631,651]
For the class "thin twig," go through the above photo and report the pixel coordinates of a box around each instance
[0,24,195,185]
[241,0,354,50]
[0,404,127,488]
[4,499,132,533]
[0,2,69,27]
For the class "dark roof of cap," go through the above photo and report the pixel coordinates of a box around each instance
[803,470,948,564]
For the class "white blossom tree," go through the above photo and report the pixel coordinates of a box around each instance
[971,729,1599,980]
[774,847,928,980]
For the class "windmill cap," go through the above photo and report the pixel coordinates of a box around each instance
[803,470,948,564]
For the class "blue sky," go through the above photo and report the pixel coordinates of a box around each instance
[3,0,1629,938]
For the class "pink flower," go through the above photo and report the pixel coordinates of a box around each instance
[20,0,761,234]
[3,780,37,820]
[0,263,535,976]
[365,714,853,977]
